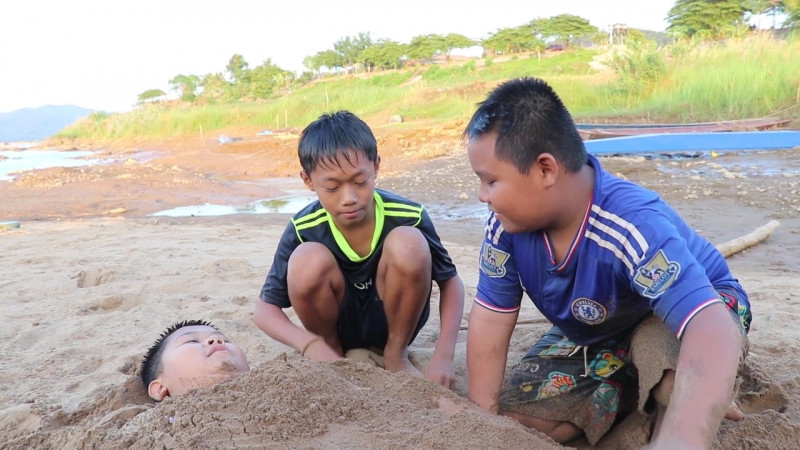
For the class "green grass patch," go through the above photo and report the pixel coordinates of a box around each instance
[57,35,799,141]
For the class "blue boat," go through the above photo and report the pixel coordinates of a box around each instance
[576,118,791,140]
[584,131,800,156]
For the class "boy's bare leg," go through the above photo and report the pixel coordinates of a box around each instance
[501,411,583,443]
[651,369,743,439]
[287,242,346,356]
[377,227,431,376]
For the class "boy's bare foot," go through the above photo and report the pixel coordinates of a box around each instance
[725,401,743,420]
[384,356,423,377]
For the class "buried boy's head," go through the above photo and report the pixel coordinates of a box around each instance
[140,320,250,401]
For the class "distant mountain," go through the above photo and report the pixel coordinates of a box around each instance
[0,105,96,142]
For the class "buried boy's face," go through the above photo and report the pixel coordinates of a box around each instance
[147,325,250,400]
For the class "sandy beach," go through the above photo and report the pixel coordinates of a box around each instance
[1,123,799,448]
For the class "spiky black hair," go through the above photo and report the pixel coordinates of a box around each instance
[462,77,587,174]
[297,110,378,175]
[139,319,217,390]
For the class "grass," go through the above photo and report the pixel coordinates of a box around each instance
[57,34,800,141]
[647,35,800,121]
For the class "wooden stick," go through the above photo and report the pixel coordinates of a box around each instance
[716,220,781,258]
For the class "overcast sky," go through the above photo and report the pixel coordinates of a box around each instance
[0,0,675,113]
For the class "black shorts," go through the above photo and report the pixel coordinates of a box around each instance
[336,281,431,352]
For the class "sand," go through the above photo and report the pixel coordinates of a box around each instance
[1,125,799,448]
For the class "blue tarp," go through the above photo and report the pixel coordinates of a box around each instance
[585,131,800,155]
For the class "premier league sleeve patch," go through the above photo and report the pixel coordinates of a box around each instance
[633,249,681,299]
[480,243,510,278]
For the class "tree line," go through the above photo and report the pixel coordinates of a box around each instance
[137,1,800,106]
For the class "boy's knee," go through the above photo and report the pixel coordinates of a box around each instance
[501,410,583,443]
[288,242,338,287]
[383,227,431,273]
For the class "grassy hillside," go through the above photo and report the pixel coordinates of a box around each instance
[56,34,800,142]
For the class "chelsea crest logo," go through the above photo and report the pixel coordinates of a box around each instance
[571,298,607,324]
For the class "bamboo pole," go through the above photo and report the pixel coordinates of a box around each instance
[715,220,781,258]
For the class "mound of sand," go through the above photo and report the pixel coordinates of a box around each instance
[7,355,562,449]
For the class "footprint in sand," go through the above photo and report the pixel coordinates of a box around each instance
[737,359,789,414]
[75,294,144,315]
[74,268,115,288]
[202,258,256,277]
[231,296,250,306]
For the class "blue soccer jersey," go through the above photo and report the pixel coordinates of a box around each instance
[476,154,749,345]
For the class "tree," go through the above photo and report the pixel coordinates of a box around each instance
[442,33,476,60]
[333,32,373,69]
[667,0,752,38]
[532,14,598,47]
[788,0,800,26]
[305,49,346,72]
[226,54,249,83]
[199,72,229,100]
[482,25,538,55]
[407,34,444,64]
[360,39,406,71]
[168,74,200,102]
[246,59,291,99]
[752,0,800,27]
[137,89,166,104]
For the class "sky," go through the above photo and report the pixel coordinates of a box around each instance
[0,0,676,114]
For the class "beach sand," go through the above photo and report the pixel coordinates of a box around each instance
[1,124,799,448]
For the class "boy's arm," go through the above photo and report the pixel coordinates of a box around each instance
[426,275,466,388]
[253,300,341,361]
[466,303,518,412]
[649,302,743,449]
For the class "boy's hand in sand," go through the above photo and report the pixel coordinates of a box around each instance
[436,395,491,416]
[426,356,455,389]
[302,338,343,362]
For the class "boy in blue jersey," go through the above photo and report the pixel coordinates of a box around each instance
[254,111,465,388]
[462,78,751,447]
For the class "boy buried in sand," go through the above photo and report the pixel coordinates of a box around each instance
[254,110,465,388]
[140,320,250,401]
[462,78,752,448]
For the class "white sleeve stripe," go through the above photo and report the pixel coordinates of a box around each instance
[485,214,496,239]
[493,223,504,244]
[676,298,724,339]
[474,297,520,313]
[588,216,645,264]
[484,213,505,245]
[585,230,635,275]
[591,204,649,254]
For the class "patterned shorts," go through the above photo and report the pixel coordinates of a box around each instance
[500,297,748,445]
[500,325,639,445]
